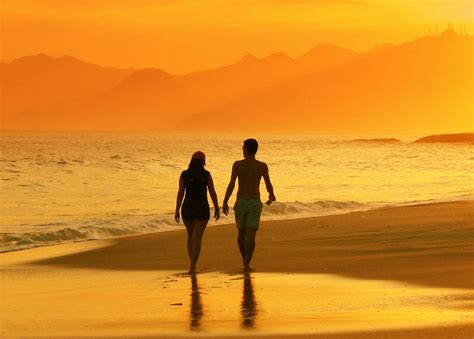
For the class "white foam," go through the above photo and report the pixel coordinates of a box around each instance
[1,200,375,252]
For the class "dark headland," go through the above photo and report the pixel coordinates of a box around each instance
[414,133,474,144]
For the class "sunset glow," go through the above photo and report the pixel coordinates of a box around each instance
[1,1,473,338]
[2,0,472,73]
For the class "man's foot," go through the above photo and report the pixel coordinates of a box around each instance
[188,266,203,274]
[243,266,256,272]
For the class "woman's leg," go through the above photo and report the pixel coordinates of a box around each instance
[189,219,208,273]
[183,219,194,260]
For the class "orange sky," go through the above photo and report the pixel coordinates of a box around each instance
[1,0,472,74]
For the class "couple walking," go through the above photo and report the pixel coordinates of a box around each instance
[175,138,276,274]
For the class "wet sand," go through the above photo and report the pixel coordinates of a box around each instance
[1,201,473,337]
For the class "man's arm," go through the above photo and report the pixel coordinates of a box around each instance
[262,163,276,202]
[222,162,238,215]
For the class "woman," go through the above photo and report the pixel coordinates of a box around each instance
[175,151,220,274]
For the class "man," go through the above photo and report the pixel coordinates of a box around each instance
[223,138,276,272]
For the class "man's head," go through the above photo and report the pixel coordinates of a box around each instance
[243,138,258,158]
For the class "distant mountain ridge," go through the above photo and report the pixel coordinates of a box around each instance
[1,43,361,131]
[179,29,473,134]
[1,30,472,134]
[1,54,134,130]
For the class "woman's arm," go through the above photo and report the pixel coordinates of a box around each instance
[175,174,185,223]
[208,173,220,220]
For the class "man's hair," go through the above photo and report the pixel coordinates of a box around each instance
[243,138,258,155]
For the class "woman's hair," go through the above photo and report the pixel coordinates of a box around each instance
[188,157,205,173]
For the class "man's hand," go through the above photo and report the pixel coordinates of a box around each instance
[214,208,220,221]
[223,203,229,216]
[175,210,180,223]
[268,193,276,202]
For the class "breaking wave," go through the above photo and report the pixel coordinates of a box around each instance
[1,200,375,252]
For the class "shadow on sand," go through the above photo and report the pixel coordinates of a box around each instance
[241,272,258,329]
[189,274,203,331]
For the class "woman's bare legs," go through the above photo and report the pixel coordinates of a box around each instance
[189,219,208,273]
[183,219,194,260]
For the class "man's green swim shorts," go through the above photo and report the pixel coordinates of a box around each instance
[234,198,263,230]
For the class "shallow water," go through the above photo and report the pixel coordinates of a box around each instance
[1,132,473,251]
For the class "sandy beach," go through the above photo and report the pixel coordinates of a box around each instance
[1,201,473,338]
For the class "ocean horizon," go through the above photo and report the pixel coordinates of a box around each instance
[1,131,472,252]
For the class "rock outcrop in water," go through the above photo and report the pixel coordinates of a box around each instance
[413,133,474,144]
[350,138,401,143]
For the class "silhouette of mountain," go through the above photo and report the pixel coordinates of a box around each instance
[169,45,359,123]
[179,51,297,112]
[414,133,474,144]
[2,54,133,130]
[297,44,360,72]
[366,43,397,55]
[2,30,472,133]
[77,68,185,131]
[2,43,361,131]
[440,27,458,39]
[178,30,473,134]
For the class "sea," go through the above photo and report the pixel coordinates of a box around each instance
[1,132,472,252]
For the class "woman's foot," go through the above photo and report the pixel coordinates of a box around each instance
[243,266,256,272]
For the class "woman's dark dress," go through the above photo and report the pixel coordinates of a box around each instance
[181,169,210,221]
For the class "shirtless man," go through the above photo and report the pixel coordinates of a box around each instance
[223,138,276,272]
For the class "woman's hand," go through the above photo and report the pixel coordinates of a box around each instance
[175,210,180,223]
[214,208,220,221]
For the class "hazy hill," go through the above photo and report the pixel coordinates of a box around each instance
[179,45,359,114]
[1,44,360,131]
[2,30,472,133]
[366,43,397,55]
[1,54,133,130]
[178,29,473,134]
[74,68,186,131]
[297,44,359,72]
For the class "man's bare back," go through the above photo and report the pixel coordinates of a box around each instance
[234,159,268,200]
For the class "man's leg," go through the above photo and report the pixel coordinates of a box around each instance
[243,229,257,271]
[238,229,246,265]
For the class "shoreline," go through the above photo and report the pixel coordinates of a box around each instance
[2,197,473,254]
[2,200,473,337]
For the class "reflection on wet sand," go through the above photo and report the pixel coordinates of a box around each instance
[189,274,203,331]
[241,272,258,329]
